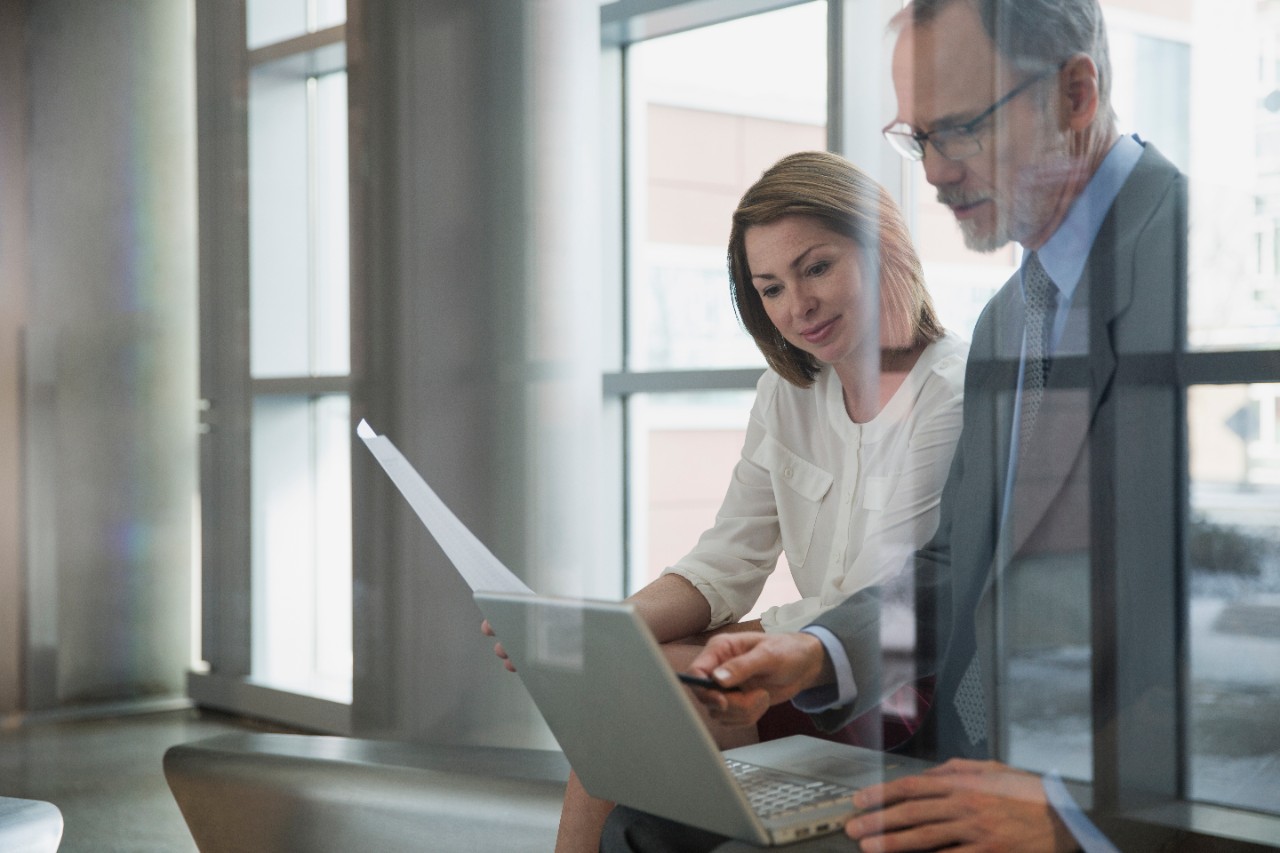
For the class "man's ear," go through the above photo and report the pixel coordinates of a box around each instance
[1059,53,1100,130]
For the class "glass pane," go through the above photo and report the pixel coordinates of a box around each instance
[247,0,346,50]
[626,2,827,371]
[249,65,310,377]
[313,72,351,375]
[249,68,350,378]
[247,0,307,50]
[1109,0,1279,351]
[314,0,346,33]
[1001,565,1094,782]
[626,391,800,617]
[1187,384,1280,815]
[251,394,352,700]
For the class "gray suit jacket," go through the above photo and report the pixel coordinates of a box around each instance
[808,142,1186,763]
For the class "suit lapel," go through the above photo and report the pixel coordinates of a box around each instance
[1001,144,1174,560]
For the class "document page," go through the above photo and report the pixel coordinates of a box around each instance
[357,419,532,594]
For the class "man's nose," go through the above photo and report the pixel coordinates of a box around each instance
[921,145,964,187]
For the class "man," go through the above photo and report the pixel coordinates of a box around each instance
[602,0,1184,850]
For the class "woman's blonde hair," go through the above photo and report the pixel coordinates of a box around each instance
[728,151,944,387]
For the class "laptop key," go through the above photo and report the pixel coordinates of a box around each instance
[723,758,857,820]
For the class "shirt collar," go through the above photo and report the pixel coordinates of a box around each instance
[1023,134,1144,302]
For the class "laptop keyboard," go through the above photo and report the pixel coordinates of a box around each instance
[724,758,857,819]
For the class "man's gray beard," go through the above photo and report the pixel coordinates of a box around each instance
[953,179,1056,253]
[949,122,1073,253]
[957,217,1010,253]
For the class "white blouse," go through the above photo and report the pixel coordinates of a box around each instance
[663,332,967,633]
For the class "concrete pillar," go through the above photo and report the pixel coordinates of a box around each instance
[17,0,197,711]
[349,0,604,747]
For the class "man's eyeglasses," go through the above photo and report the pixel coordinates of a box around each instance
[882,64,1062,162]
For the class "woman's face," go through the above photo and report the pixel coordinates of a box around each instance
[744,214,877,369]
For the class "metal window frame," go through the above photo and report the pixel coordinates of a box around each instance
[193,1,354,732]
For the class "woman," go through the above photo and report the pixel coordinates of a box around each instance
[632,150,964,651]
[495,151,966,852]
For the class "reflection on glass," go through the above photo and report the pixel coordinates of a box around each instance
[1106,0,1280,351]
[249,69,350,378]
[1001,561,1093,783]
[1187,384,1280,814]
[626,2,826,371]
[251,394,353,700]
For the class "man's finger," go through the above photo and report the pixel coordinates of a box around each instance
[852,773,951,811]
[689,634,765,678]
[705,690,771,725]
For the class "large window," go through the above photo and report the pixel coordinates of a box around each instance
[617,2,827,621]
[247,41,352,701]
[194,0,353,727]
[604,0,1280,843]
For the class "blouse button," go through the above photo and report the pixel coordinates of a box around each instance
[783,467,793,479]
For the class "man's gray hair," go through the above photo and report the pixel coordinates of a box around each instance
[897,0,1116,128]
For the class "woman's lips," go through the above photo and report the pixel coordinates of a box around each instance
[800,317,838,344]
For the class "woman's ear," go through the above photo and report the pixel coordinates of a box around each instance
[1059,53,1100,131]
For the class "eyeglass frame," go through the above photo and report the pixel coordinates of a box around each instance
[882,62,1065,162]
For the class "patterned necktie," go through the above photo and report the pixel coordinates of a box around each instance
[951,254,1059,752]
[1020,252,1058,449]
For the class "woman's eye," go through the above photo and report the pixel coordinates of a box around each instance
[806,260,830,277]
[761,284,782,299]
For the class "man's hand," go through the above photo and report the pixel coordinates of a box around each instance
[685,632,831,726]
[844,759,1079,853]
[480,619,516,673]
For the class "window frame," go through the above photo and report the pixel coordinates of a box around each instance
[193,1,353,733]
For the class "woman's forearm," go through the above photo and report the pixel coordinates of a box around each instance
[626,573,713,643]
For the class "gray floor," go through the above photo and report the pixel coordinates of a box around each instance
[0,706,293,853]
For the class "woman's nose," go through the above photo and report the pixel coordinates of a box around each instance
[791,282,818,317]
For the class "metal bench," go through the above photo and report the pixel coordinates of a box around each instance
[164,733,569,852]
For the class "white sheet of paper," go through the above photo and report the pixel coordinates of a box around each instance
[357,419,532,594]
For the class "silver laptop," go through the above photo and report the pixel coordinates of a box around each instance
[356,421,930,845]
[477,591,932,846]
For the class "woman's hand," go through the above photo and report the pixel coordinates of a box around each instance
[480,619,516,672]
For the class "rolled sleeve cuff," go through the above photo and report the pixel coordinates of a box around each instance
[1043,772,1119,853]
[659,568,735,629]
[791,626,857,712]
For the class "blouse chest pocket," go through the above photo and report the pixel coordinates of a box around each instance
[750,436,833,568]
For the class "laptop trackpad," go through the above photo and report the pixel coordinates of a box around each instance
[724,736,929,788]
